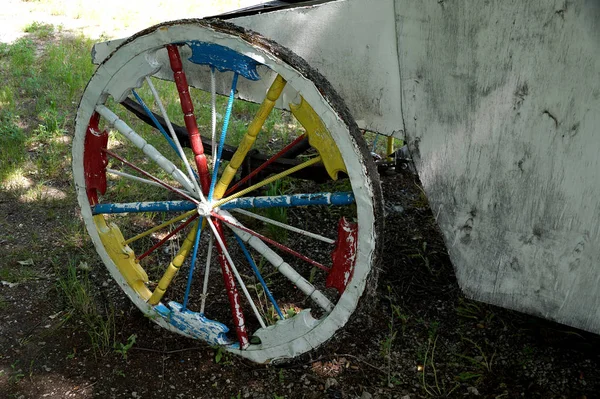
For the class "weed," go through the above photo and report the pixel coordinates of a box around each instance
[56,262,116,356]
[114,334,137,360]
[458,336,495,374]
[113,368,126,377]
[420,336,459,397]
[214,346,232,365]
[9,360,25,384]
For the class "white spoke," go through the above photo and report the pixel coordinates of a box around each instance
[231,209,336,244]
[220,211,334,313]
[200,233,213,314]
[145,77,206,203]
[96,104,197,196]
[106,168,193,195]
[210,67,217,171]
[206,218,267,329]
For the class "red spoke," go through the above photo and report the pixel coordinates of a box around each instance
[103,149,199,204]
[167,44,211,194]
[211,218,249,349]
[136,213,199,261]
[212,211,329,272]
[224,134,306,196]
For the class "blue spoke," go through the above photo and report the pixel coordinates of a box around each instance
[132,89,200,181]
[233,233,284,320]
[132,90,178,154]
[208,72,239,201]
[182,218,204,311]
[92,200,196,215]
[220,192,355,210]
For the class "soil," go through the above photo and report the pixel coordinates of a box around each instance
[1,170,600,399]
[1,3,600,398]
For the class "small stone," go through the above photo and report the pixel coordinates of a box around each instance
[467,386,480,396]
[131,392,138,398]
[325,378,338,390]
[360,391,373,399]
[401,395,411,399]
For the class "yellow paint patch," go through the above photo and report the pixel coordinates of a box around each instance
[93,215,152,300]
[290,97,347,180]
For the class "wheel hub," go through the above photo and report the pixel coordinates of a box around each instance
[196,201,213,217]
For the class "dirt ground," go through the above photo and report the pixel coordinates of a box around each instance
[1,2,600,398]
[1,170,600,399]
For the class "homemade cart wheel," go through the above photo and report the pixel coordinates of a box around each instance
[73,19,382,363]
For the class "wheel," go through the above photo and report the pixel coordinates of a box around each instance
[73,19,383,363]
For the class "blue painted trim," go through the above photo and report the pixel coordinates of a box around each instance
[220,192,355,210]
[234,234,284,320]
[186,41,261,81]
[208,72,239,201]
[182,218,203,311]
[155,302,232,346]
[92,200,196,215]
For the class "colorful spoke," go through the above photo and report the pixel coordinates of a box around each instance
[95,105,197,195]
[212,156,321,208]
[148,222,199,305]
[131,90,178,155]
[212,211,329,272]
[106,168,192,196]
[123,210,196,245]
[210,67,217,172]
[137,213,199,262]
[200,234,213,314]
[92,200,195,215]
[220,192,355,210]
[208,72,239,201]
[224,133,305,197]
[206,218,266,329]
[102,149,199,204]
[182,217,204,311]
[145,77,204,200]
[167,44,211,194]
[231,208,335,244]
[226,214,334,313]
[234,233,284,320]
[210,219,249,349]
[212,74,287,200]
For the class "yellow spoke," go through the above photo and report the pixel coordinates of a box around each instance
[148,221,199,305]
[124,210,197,246]
[212,156,321,209]
[213,74,287,200]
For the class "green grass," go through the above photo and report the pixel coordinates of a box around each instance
[56,260,116,357]
[0,31,94,189]
[23,21,55,39]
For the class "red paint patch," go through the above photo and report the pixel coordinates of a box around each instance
[327,217,358,295]
[83,112,108,205]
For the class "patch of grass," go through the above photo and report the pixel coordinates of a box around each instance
[23,21,54,39]
[0,265,39,283]
[56,261,116,357]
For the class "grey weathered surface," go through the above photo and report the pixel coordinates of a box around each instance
[395,0,600,332]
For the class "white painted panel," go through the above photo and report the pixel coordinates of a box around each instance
[395,0,600,333]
